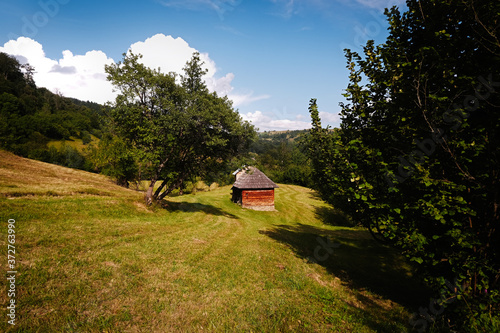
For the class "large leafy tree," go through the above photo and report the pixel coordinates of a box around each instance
[105,52,255,204]
[306,0,499,330]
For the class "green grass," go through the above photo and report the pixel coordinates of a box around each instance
[0,150,429,332]
[47,134,99,153]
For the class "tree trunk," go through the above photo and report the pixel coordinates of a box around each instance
[157,177,185,201]
[144,155,171,205]
[145,178,157,206]
[153,179,168,199]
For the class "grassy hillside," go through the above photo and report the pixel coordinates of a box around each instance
[0,150,430,332]
[47,134,100,153]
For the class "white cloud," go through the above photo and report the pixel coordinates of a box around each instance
[205,72,234,96]
[240,109,340,131]
[0,34,266,107]
[318,111,341,124]
[129,33,268,106]
[241,110,311,131]
[50,64,77,74]
[129,34,207,75]
[129,34,220,89]
[228,91,271,107]
[0,37,116,104]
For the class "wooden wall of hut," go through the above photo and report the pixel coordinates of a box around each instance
[241,189,274,208]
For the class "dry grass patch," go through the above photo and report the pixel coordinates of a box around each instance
[0,150,138,198]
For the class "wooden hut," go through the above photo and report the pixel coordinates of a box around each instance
[231,166,279,211]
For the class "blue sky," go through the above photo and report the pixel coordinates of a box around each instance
[0,0,405,130]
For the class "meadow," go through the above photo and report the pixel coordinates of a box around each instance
[0,150,429,332]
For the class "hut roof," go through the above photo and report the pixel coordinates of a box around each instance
[232,167,279,189]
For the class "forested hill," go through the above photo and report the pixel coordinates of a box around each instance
[248,129,313,188]
[0,52,104,170]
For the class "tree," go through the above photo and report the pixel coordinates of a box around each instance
[86,133,138,187]
[306,1,499,331]
[0,53,25,95]
[105,52,255,205]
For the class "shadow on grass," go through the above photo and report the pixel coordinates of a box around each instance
[308,192,359,228]
[259,223,431,310]
[159,200,238,219]
[314,205,356,227]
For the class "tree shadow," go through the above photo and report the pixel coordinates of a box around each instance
[259,223,431,310]
[308,192,359,228]
[314,205,356,227]
[159,200,238,219]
